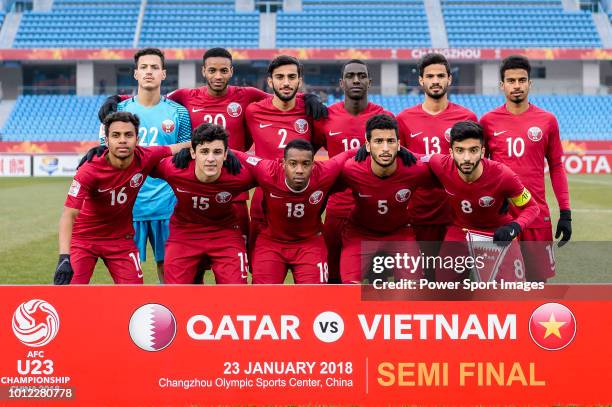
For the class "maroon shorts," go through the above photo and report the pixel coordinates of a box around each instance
[520,226,556,282]
[436,225,526,283]
[340,225,423,284]
[164,230,248,284]
[322,213,348,283]
[248,217,267,260]
[70,239,143,284]
[252,234,328,284]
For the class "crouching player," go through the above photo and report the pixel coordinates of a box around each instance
[244,139,355,284]
[54,112,190,284]
[427,121,540,282]
[151,123,255,284]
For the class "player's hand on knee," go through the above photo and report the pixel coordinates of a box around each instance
[397,147,417,167]
[354,144,368,162]
[77,146,107,169]
[54,254,73,285]
[304,93,328,120]
[98,95,122,122]
[493,222,521,246]
[172,147,192,169]
[555,209,572,247]
[223,150,242,175]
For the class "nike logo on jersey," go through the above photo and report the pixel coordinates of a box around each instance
[493,130,507,136]
[259,123,273,128]
[176,187,195,194]
[358,193,372,198]
[410,132,423,138]
[191,107,206,113]
[137,272,144,278]
[444,189,456,196]
[328,131,342,136]
[269,193,283,198]
[97,187,112,193]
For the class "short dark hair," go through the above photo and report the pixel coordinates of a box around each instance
[418,53,450,77]
[267,55,303,77]
[365,114,398,142]
[500,55,531,81]
[203,47,233,65]
[284,138,314,159]
[341,59,368,76]
[450,121,484,146]
[103,112,140,137]
[191,123,228,151]
[134,48,165,69]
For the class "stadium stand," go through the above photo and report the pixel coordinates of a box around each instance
[12,0,140,48]
[276,0,430,48]
[138,0,259,48]
[0,11,5,29]
[442,0,602,48]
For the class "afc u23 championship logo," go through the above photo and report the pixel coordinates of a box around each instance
[227,102,242,118]
[129,304,177,352]
[294,119,309,134]
[527,126,543,142]
[12,299,60,347]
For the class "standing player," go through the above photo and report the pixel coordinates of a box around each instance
[427,121,540,282]
[480,55,571,282]
[150,124,253,284]
[339,114,435,284]
[396,53,477,279]
[245,140,355,284]
[313,59,394,283]
[245,55,317,254]
[54,112,189,285]
[111,48,191,283]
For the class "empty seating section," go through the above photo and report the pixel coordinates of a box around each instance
[1,95,108,142]
[327,94,612,140]
[13,0,140,48]
[443,0,602,48]
[0,11,4,29]
[276,0,430,48]
[139,0,259,48]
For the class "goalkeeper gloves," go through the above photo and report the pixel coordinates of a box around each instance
[54,254,73,285]
[555,209,572,247]
[493,222,521,246]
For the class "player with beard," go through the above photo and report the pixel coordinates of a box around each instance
[426,121,540,282]
[245,55,318,256]
[396,53,477,281]
[313,59,394,283]
[480,55,571,282]
[338,114,436,284]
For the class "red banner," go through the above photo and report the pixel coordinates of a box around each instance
[0,48,610,61]
[1,286,611,406]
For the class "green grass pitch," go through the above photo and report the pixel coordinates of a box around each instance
[1,175,611,284]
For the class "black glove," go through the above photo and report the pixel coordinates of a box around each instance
[98,95,122,122]
[223,149,242,175]
[354,144,368,162]
[397,147,417,167]
[303,93,328,120]
[498,198,510,215]
[493,222,521,246]
[77,146,107,169]
[54,254,73,285]
[172,147,192,169]
[555,209,572,247]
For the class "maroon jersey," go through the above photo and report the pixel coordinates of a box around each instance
[245,97,313,219]
[245,151,349,242]
[397,102,477,226]
[65,146,171,242]
[340,157,438,235]
[480,103,570,228]
[426,154,539,231]
[313,102,394,217]
[151,156,256,240]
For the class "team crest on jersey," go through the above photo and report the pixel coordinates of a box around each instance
[395,188,411,203]
[68,180,81,197]
[294,119,309,134]
[309,190,324,205]
[215,191,233,204]
[227,102,242,118]
[479,196,495,207]
[527,126,543,142]
[161,119,175,134]
[130,173,144,188]
[444,127,452,143]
